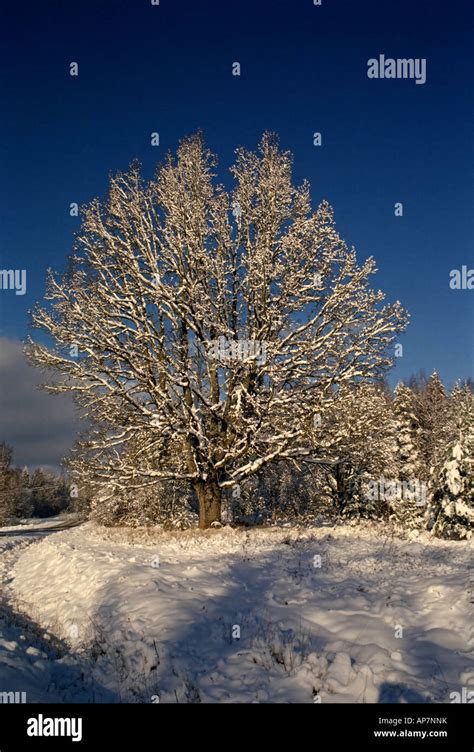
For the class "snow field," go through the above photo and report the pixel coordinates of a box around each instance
[3,522,472,703]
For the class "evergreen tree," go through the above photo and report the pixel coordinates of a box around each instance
[14,466,34,518]
[427,384,474,539]
[392,383,425,525]
[394,383,423,478]
[0,442,15,522]
[418,371,450,478]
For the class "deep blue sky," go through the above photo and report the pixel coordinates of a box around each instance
[0,0,473,466]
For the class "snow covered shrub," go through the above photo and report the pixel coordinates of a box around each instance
[251,621,312,676]
[312,384,399,520]
[90,480,196,529]
[227,462,326,524]
[228,488,269,526]
[363,475,427,528]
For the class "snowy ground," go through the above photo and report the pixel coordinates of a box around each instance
[0,517,115,702]
[1,520,472,703]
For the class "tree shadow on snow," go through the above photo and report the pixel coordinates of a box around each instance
[0,599,118,703]
[378,683,431,703]
[83,535,468,704]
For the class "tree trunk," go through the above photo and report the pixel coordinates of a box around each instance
[194,480,222,529]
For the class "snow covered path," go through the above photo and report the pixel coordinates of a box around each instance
[4,522,472,703]
[0,521,116,703]
[0,515,83,537]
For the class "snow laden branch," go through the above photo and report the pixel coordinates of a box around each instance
[27,132,408,527]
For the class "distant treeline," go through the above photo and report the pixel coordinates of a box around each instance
[0,442,71,522]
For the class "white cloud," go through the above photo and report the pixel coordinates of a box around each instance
[0,337,78,470]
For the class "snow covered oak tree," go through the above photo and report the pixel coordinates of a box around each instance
[27,133,408,528]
